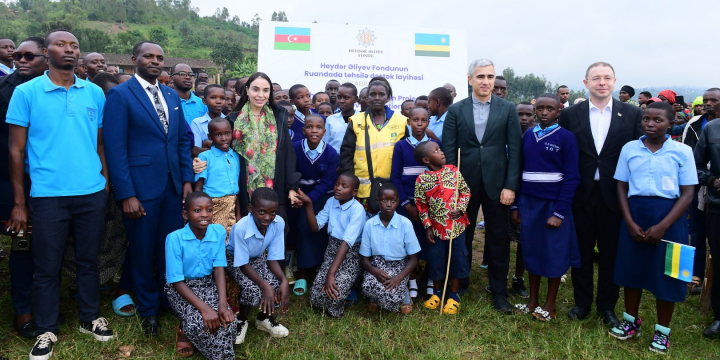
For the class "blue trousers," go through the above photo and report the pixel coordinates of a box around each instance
[1,175,35,315]
[31,190,108,333]
[121,178,183,317]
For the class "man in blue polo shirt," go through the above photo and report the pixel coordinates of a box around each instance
[6,29,113,360]
[427,86,452,141]
[171,63,207,125]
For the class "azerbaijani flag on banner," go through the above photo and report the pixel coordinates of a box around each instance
[415,33,450,57]
[274,27,310,51]
[664,240,695,282]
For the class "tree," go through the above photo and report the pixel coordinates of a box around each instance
[251,13,261,31]
[106,29,144,54]
[277,11,288,22]
[75,27,112,52]
[271,11,277,21]
[148,26,169,48]
[226,55,257,78]
[209,40,244,74]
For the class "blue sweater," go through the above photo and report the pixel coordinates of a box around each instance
[390,138,442,207]
[289,128,305,142]
[515,126,580,219]
[293,140,339,203]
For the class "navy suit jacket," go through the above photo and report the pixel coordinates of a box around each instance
[103,76,193,202]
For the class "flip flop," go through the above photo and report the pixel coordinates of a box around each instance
[175,326,194,357]
[112,294,136,317]
[293,279,307,296]
[531,306,554,322]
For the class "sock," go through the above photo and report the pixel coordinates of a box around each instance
[448,291,460,302]
[622,312,636,323]
[408,279,418,297]
[655,324,671,336]
[426,279,434,295]
[434,289,443,297]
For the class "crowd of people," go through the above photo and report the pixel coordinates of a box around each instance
[1,29,719,359]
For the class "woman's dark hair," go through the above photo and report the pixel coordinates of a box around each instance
[646,101,675,122]
[233,72,274,113]
[368,77,393,100]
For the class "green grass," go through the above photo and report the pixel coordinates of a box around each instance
[1,230,719,359]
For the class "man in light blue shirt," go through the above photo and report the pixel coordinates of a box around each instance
[171,63,208,125]
[428,87,453,141]
[6,29,113,357]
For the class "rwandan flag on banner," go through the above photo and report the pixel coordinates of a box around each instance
[275,27,310,51]
[664,240,695,282]
[415,33,450,57]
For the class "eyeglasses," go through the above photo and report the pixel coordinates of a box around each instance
[12,52,46,61]
[172,71,195,78]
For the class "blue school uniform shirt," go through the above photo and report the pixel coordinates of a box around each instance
[614,135,698,199]
[427,112,447,141]
[294,140,339,203]
[228,214,285,267]
[165,223,228,283]
[190,112,226,147]
[324,111,358,153]
[316,197,366,246]
[5,71,106,197]
[0,63,14,76]
[390,137,441,207]
[359,212,421,261]
[195,146,240,197]
[181,92,208,126]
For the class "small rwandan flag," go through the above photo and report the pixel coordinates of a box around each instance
[415,33,450,57]
[274,27,311,51]
[664,240,695,282]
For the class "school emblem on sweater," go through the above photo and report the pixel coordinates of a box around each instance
[86,107,97,122]
[356,28,376,48]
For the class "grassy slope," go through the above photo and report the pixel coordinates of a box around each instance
[0,230,719,359]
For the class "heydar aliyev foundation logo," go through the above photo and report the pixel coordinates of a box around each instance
[356,28,376,48]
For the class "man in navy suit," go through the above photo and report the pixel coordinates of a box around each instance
[103,41,193,336]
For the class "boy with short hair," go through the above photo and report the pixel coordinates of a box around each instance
[316,102,333,118]
[427,87,453,141]
[190,84,227,156]
[414,141,471,315]
[414,96,429,110]
[324,83,358,153]
[325,79,341,112]
[400,100,415,118]
[0,37,16,76]
[224,89,236,116]
[311,91,330,112]
[289,84,312,136]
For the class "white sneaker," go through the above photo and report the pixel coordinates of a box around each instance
[29,332,57,360]
[256,317,289,338]
[235,320,248,344]
[284,267,296,285]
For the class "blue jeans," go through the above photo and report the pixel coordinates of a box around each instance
[30,190,108,333]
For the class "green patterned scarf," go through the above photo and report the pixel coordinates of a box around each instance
[231,102,278,197]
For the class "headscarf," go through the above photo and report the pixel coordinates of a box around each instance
[677,110,691,122]
[692,96,703,116]
[658,90,677,105]
[620,85,635,98]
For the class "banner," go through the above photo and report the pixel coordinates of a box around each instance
[258,21,469,110]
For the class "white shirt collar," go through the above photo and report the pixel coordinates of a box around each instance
[589,98,613,113]
[134,73,158,89]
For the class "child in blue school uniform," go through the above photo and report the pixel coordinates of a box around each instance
[509,94,580,322]
[295,173,367,317]
[609,101,697,354]
[226,188,291,345]
[390,106,440,301]
[194,118,241,236]
[360,183,420,314]
[290,113,339,296]
[288,84,313,136]
[164,192,236,359]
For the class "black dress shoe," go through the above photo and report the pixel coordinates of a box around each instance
[703,320,720,338]
[142,315,160,336]
[15,319,39,339]
[567,306,590,320]
[598,310,620,327]
[491,294,512,314]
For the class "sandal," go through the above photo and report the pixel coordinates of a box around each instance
[112,294,136,317]
[442,298,460,315]
[689,276,702,296]
[514,303,530,315]
[293,279,308,296]
[531,306,554,322]
[175,326,194,357]
[400,302,413,315]
[424,294,441,310]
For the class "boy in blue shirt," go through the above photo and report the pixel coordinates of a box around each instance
[164,191,235,359]
[288,84,312,135]
[6,29,113,360]
[194,118,241,236]
[360,183,420,314]
[324,83,358,153]
[190,84,227,156]
[227,188,290,345]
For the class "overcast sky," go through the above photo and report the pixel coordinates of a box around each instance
[193,0,718,90]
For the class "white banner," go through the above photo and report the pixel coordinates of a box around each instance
[257,21,468,111]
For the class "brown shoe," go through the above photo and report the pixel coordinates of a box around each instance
[400,304,413,315]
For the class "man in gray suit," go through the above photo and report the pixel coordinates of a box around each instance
[442,59,522,313]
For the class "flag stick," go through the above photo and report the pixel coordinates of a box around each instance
[440,148,461,315]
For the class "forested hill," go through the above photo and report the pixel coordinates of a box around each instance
[0,0,261,73]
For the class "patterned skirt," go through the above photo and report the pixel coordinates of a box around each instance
[212,195,237,239]
[361,256,409,312]
[226,251,280,307]
[164,275,236,360]
[310,236,362,317]
[63,191,127,289]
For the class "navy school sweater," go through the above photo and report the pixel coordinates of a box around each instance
[293,140,339,203]
[390,138,442,207]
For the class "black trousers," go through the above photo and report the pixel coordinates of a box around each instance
[570,184,621,312]
[707,211,720,320]
[465,173,510,297]
[31,190,108,333]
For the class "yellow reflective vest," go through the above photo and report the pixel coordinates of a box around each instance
[349,109,406,198]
